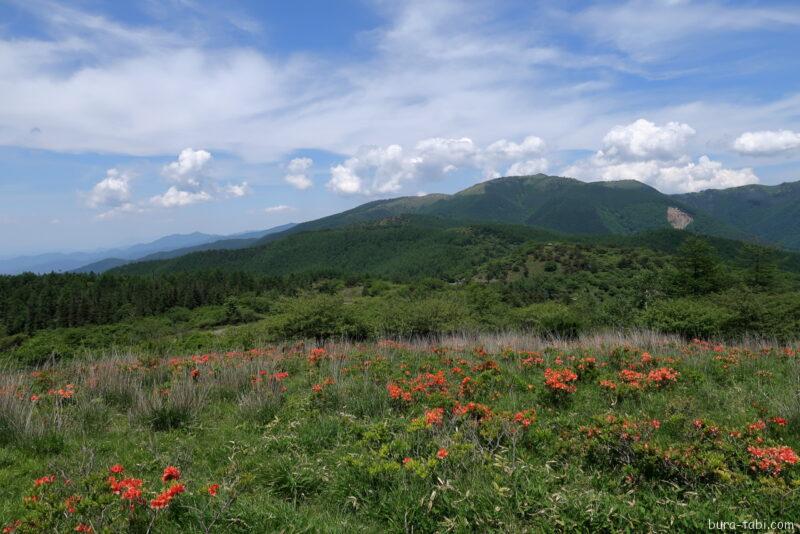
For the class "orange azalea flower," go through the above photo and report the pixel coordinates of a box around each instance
[452,401,493,421]
[308,348,327,366]
[599,380,617,390]
[207,483,220,496]
[312,377,335,394]
[34,475,55,487]
[646,367,679,386]
[3,520,21,533]
[150,483,185,510]
[513,409,536,427]
[64,495,80,514]
[747,445,799,476]
[109,464,125,474]
[618,369,644,384]
[544,368,578,394]
[161,466,181,482]
[748,420,766,433]
[424,407,445,427]
[436,448,448,459]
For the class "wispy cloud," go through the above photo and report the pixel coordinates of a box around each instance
[264,204,294,214]
[4,0,797,167]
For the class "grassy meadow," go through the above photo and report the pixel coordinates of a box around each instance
[0,332,798,532]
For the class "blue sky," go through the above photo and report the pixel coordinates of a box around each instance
[1,0,799,255]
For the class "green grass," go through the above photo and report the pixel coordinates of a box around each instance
[1,333,799,532]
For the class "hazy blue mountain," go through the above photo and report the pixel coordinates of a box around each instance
[73,223,296,273]
[1,224,295,275]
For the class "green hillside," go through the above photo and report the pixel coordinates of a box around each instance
[257,175,744,244]
[112,216,563,279]
[675,181,800,249]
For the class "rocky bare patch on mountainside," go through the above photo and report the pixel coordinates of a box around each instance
[667,207,693,229]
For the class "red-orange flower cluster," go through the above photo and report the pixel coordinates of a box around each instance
[618,369,645,388]
[48,384,75,399]
[424,407,445,427]
[646,367,679,387]
[770,417,788,427]
[599,379,618,391]
[544,368,578,394]
[308,348,327,366]
[311,377,335,394]
[150,483,185,510]
[33,474,55,487]
[747,445,799,476]
[161,466,181,483]
[513,409,536,427]
[452,401,493,422]
[387,383,411,402]
[108,477,143,502]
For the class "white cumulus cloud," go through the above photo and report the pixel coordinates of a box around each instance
[85,168,141,218]
[327,144,421,195]
[150,186,212,208]
[151,148,248,208]
[733,130,800,156]
[506,159,549,176]
[224,182,250,197]
[284,157,314,190]
[162,148,212,187]
[327,135,547,195]
[86,168,132,209]
[600,119,695,161]
[484,136,546,160]
[563,119,758,193]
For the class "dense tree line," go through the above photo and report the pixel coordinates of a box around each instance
[0,271,326,336]
[0,230,794,348]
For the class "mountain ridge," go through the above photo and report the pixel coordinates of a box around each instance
[1,224,296,275]
[251,174,746,247]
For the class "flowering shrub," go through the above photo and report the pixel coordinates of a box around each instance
[423,407,445,427]
[3,464,224,532]
[452,401,493,422]
[747,446,799,476]
[513,409,536,428]
[646,367,679,387]
[618,369,645,389]
[544,368,578,395]
[308,348,327,366]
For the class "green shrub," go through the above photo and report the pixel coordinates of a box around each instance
[638,298,734,338]
[512,302,584,338]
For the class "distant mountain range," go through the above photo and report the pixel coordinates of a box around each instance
[0,224,295,275]
[7,174,800,277]
[110,174,800,277]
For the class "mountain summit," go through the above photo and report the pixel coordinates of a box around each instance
[263,174,743,241]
